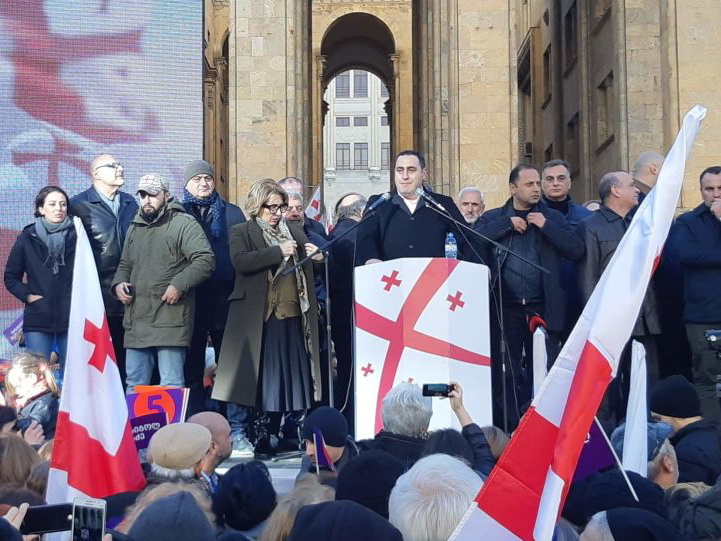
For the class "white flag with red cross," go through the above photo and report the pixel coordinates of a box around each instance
[354,257,492,439]
[305,185,329,233]
[46,217,145,505]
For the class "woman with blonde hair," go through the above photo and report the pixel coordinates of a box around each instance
[212,179,324,458]
[0,433,41,488]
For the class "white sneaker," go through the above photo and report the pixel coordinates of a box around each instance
[230,436,255,458]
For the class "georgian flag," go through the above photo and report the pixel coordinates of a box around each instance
[46,217,145,505]
[305,185,329,233]
[450,105,706,541]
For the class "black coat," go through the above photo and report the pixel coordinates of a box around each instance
[674,203,721,324]
[357,430,427,469]
[4,223,77,333]
[354,192,486,265]
[474,198,585,332]
[70,188,138,317]
[576,205,661,336]
[671,419,721,485]
[19,392,59,440]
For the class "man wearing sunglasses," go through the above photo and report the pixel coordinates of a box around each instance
[70,155,138,387]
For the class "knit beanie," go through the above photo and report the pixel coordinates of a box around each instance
[184,160,215,185]
[301,407,348,447]
[128,491,215,541]
[287,500,402,541]
[585,469,667,521]
[650,375,701,419]
[213,461,276,531]
[335,450,405,519]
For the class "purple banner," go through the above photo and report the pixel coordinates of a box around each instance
[573,419,617,483]
[3,314,23,346]
[126,387,188,424]
[130,412,168,450]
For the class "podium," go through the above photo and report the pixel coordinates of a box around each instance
[353,257,492,440]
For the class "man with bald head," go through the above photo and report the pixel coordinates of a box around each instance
[188,411,233,493]
[632,151,665,200]
[577,171,661,430]
[70,155,138,384]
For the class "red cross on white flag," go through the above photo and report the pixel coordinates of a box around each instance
[305,185,329,233]
[354,258,492,439]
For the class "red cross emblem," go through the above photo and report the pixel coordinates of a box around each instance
[361,363,375,377]
[84,317,116,373]
[446,291,466,311]
[381,270,402,291]
[12,134,90,186]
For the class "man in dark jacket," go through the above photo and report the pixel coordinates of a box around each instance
[577,171,661,430]
[475,164,585,429]
[180,159,245,421]
[70,154,138,385]
[277,176,328,240]
[674,165,721,428]
[650,375,721,485]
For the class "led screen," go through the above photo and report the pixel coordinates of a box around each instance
[0,0,203,361]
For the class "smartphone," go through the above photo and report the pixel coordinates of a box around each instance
[71,497,106,541]
[422,383,454,397]
[19,503,73,535]
[124,284,135,297]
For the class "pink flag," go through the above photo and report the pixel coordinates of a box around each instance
[46,217,145,504]
[450,105,706,541]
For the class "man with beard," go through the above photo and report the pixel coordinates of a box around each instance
[112,174,214,392]
[70,155,138,386]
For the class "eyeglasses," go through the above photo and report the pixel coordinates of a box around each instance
[95,162,123,171]
[262,203,289,214]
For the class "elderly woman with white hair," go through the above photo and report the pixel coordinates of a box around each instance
[357,382,433,467]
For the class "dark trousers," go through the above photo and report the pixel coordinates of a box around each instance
[184,303,225,419]
[107,315,127,391]
[331,310,355,435]
[686,322,721,429]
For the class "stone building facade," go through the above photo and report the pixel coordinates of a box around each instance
[206,0,721,211]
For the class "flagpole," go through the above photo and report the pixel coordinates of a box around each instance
[593,417,639,502]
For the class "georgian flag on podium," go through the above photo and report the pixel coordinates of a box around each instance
[354,257,492,439]
[47,217,145,505]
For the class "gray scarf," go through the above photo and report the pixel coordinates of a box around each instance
[34,216,73,274]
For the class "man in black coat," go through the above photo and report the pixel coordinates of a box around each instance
[475,164,585,429]
[674,165,721,429]
[355,150,485,265]
[70,154,138,384]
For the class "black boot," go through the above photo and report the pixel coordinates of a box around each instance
[254,412,278,459]
[277,409,306,453]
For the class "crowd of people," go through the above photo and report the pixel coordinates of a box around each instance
[0,147,720,540]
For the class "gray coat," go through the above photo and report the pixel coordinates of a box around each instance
[112,201,215,348]
[211,219,322,407]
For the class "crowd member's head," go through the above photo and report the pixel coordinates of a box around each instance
[38,439,53,461]
[147,423,212,481]
[213,461,276,532]
[422,429,473,465]
[335,450,405,519]
[334,192,367,223]
[0,487,46,509]
[649,375,702,434]
[91,154,125,193]
[610,421,677,489]
[259,475,334,541]
[597,171,639,216]
[481,425,510,461]
[0,434,41,488]
[33,185,70,224]
[246,178,289,226]
[187,411,232,476]
[585,469,666,521]
[301,407,349,469]
[388,454,482,541]
[127,490,216,541]
[604,507,685,540]
[184,159,216,199]
[283,192,305,226]
[509,164,542,210]
[553,517,580,541]
[287,500,402,541]
[542,159,573,202]
[381,382,432,438]
[394,150,427,200]
[664,481,710,529]
[698,166,721,209]
[5,352,59,410]
[676,481,721,539]
[457,187,485,224]
[631,151,665,193]
[137,174,171,223]
[26,460,49,498]
[277,177,305,196]
[119,480,215,534]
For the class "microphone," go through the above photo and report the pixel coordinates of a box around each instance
[414,187,448,212]
[366,192,392,212]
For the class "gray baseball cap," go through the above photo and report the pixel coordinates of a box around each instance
[137,174,169,196]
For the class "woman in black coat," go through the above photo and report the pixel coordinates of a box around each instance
[212,179,323,457]
[4,186,76,369]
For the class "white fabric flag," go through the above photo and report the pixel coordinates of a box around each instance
[533,327,548,398]
[622,340,649,476]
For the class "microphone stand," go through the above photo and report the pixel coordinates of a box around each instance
[422,201,549,433]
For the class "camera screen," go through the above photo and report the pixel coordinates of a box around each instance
[72,505,104,541]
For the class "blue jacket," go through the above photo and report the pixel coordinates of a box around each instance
[674,203,721,323]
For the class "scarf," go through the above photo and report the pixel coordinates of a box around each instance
[182,189,223,238]
[34,216,73,274]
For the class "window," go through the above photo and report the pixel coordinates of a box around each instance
[353,116,368,127]
[564,3,578,71]
[335,72,350,98]
[542,45,552,106]
[335,116,350,127]
[596,72,614,148]
[380,84,389,98]
[354,143,369,169]
[353,70,368,98]
[381,142,391,169]
[336,143,350,169]
[381,116,389,127]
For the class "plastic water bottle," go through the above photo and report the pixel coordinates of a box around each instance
[444,232,458,259]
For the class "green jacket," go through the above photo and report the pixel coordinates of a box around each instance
[112,201,215,348]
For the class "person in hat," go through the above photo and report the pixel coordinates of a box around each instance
[147,422,212,483]
[112,174,215,392]
[287,500,402,541]
[610,420,679,489]
[180,160,247,424]
[299,406,358,477]
[128,491,216,541]
[650,375,721,485]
